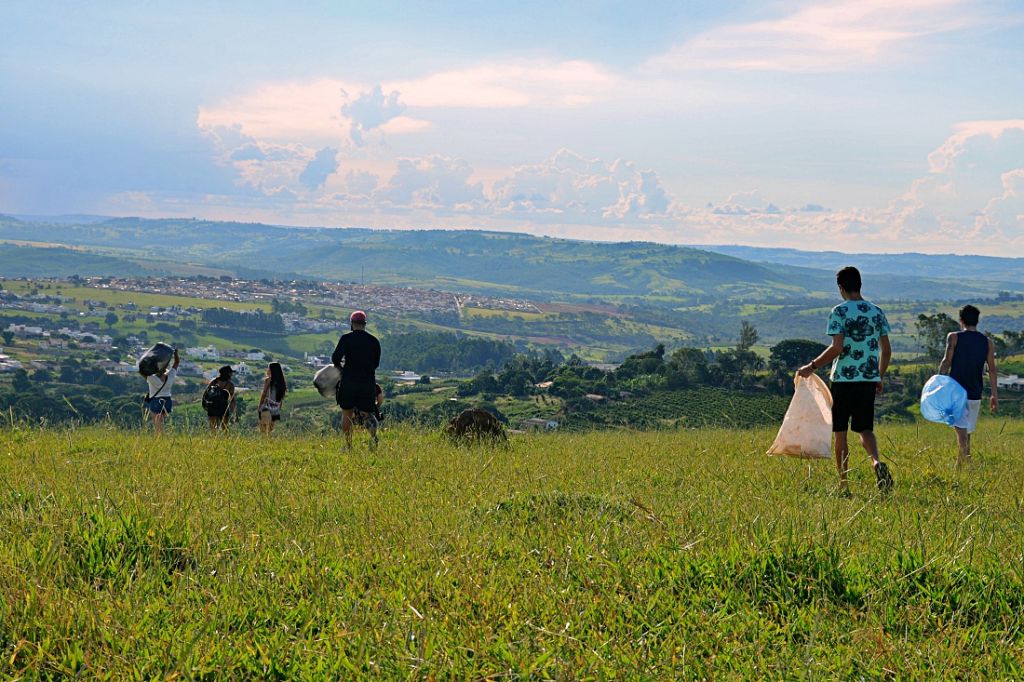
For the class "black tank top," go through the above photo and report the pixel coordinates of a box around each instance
[950,330,988,400]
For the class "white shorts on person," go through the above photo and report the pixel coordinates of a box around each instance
[953,399,982,433]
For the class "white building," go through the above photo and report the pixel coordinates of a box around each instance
[997,374,1024,392]
[186,345,220,360]
[0,353,23,372]
[5,324,44,337]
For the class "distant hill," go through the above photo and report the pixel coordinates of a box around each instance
[0,215,1016,302]
[8,213,113,225]
[0,243,161,278]
[706,245,1024,289]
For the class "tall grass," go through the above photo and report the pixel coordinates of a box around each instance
[2,420,1023,678]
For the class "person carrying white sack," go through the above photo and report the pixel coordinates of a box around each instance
[938,305,998,468]
[797,266,893,494]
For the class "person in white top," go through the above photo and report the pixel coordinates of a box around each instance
[145,348,179,434]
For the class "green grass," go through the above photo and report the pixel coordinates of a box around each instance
[2,421,1024,678]
[463,307,546,320]
[5,282,269,313]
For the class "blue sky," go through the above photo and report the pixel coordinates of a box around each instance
[2,0,1023,254]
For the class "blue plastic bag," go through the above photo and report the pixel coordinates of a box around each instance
[920,375,968,426]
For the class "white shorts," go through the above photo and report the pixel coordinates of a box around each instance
[953,399,982,433]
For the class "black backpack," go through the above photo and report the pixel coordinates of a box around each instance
[202,382,230,414]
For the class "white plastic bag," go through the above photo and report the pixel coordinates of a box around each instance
[313,365,342,399]
[767,373,833,459]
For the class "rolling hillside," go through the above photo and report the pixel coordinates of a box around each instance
[2,215,1015,303]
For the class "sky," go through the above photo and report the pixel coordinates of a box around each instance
[1,0,1023,255]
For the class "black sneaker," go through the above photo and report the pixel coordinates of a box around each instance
[874,461,893,493]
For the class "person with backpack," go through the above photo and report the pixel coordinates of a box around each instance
[144,347,180,434]
[257,362,287,435]
[203,365,236,432]
[331,310,381,448]
[939,305,999,467]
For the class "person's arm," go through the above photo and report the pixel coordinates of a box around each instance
[797,334,844,378]
[373,338,381,371]
[987,338,999,412]
[172,348,180,369]
[331,336,345,368]
[257,377,270,409]
[877,335,892,395]
[938,332,957,374]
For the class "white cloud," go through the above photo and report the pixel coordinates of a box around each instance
[342,85,407,146]
[298,148,340,190]
[386,60,617,109]
[708,190,782,216]
[375,156,485,210]
[491,149,673,222]
[343,169,379,197]
[645,0,985,73]
[894,120,1024,244]
[974,169,1024,241]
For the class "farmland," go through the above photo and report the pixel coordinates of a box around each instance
[2,421,1023,678]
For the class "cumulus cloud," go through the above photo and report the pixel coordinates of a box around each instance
[709,190,782,216]
[893,120,1024,244]
[343,169,379,197]
[202,123,328,197]
[644,0,986,73]
[342,85,407,146]
[974,169,1024,241]
[376,156,485,210]
[298,148,339,190]
[491,149,673,222]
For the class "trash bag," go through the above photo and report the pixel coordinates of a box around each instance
[920,374,968,426]
[313,365,342,399]
[137,343,175,377]
[767,373,833,459]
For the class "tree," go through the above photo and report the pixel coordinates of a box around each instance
[768,339,828,392]
[915,313,958,358]
[12,369,31,393]
[769,339,828,373]
[2,331,13,346]
[666,347,710,388]
[738,321,759,351]
[104,312,119,327]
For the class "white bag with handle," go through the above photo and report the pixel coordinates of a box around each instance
[767,373,833,459]
[313,364,342,399]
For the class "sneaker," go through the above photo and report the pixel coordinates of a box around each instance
[874,461,893,493]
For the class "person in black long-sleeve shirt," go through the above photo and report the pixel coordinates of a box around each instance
[332,310,381,448]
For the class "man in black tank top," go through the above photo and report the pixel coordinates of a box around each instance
[939,305,999,467]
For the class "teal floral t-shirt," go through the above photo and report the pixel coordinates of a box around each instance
[826,300,890,382]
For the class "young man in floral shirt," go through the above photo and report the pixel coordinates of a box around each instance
[798,266,893,493]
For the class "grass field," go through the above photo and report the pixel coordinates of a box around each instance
[2,421,1023,678]
[3,282,269,314]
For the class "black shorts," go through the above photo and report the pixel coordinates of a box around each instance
[337,380,376,412]
[830,381,876,433]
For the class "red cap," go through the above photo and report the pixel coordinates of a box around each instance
[350,310,367,323]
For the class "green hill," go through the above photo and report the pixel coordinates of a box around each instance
[2,422,1022,677]
[2,215,1008,302]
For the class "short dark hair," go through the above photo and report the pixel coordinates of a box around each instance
[959,305,980,326]
[836,266,861,293]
